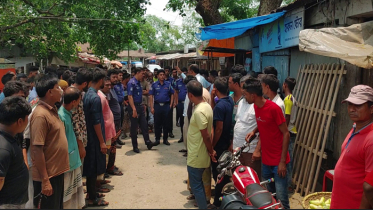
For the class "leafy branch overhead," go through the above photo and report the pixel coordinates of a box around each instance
[0,0,150,62]
[166,0,296,26]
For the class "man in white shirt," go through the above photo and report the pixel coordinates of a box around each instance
[233,75,261,179]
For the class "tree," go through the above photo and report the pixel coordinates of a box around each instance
[138,13,201,53]
[258,0,283,16]
[166,0,298,26]
[0,0,150,62]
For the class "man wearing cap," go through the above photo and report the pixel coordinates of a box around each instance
[331,85,373,209]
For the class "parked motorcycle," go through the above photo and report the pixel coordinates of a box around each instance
[216,141,283,209]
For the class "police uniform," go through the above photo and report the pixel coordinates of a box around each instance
[175,78,187,141]
[149,80,174,143]
[127,77,154,151]
[165,77,176,137]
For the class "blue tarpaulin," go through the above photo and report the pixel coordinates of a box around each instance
[197,11,286,41]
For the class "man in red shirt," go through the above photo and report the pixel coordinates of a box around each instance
[243,78,290,209]
[331,85,373,209]
[360,170,373,208]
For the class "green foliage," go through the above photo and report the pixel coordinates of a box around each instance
[166,0,260,24]
[0,0,150,62]
[139,13,201,53]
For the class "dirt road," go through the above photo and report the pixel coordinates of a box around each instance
[86,117,303,209]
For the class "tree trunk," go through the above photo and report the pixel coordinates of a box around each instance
[258,0,283,16]
[195,0,224,26]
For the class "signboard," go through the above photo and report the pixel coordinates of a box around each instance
[259,7,304,53]
[219,57,225,65]
[196,40,209,56]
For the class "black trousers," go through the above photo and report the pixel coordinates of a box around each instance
[167,106,174,134]
[128,104,151,149]
[86,175,98,201]
[33,174,64,209]
[107,119,121,172]
[212,149,231,207]
[176,102,185,140]
[154,103,170,141]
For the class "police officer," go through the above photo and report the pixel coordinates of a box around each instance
[175,68,187,143]
[149,69,175,146]
[164,66,176,138]
[127,68,156,153]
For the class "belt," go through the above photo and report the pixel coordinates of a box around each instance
[134,103,142,106]
[179,101,185,103]
[155,102,170,106]
[290,132,297,138]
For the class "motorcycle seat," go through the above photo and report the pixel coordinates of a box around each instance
[245,183,273,208]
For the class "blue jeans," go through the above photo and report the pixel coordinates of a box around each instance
[287,135,296,187]
[262,164,290,209]
[187,166,207,209]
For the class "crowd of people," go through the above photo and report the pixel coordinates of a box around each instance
[0,64,298,209]
[1,61,373,210]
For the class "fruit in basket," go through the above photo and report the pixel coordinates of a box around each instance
[309,197,331,209]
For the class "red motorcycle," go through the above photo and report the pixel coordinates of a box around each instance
[216,142,283,209]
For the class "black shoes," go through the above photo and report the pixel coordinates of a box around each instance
[117,140,125,145]
[176,122,180,127]
[163,141,170,146]
[120,133,127,140]
[154,140,160,146]
[133,148,140,153]
[178,138,183,143]
[115,142,122,149]
[147,142,154,150]
[169,133,175,138]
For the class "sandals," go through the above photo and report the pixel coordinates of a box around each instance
[87,198,109,207]
[208,204,218,209]
[86,193,105,200]
[187,194,195,200]
[100,180,111,185]
[179,149,187,153]
[107,170,123,176]
[97,187,111,193]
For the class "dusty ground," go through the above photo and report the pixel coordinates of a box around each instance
[86,116,304,209]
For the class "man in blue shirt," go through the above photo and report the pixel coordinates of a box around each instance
[0,72,16,103]
[211,77,234,208]
[107,69,125,147]
[149,69,174,146]
[175,75,187,143]
[164,66,176,138]
[127,68,156,153]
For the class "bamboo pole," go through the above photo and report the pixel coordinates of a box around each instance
[298,64,330,195]
[294,64,316,191]
[302,64,338,195]
[294,65,323,194]
[309,65,346,193]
